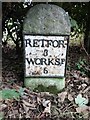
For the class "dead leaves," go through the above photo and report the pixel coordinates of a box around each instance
[1,89,52,119]
[58,92,67,103]
[0,104,7,111]
[68,94,74,102]
[1,46,90,119]
[1,71,90,120]
[1,87,90,119]
[22,99,35,107]
[42,99,51,114]
[1,81,89,119]
[76,106,90,119]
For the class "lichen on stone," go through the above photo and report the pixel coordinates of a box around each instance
[23,4,71,35]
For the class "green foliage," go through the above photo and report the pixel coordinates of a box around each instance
[0,87,25,100]
[2,89,20,100]
[76,58,88,75]
[18,87,25,96]
[2,2,89,48]
[75,94,88,107]
[70,17,79,31]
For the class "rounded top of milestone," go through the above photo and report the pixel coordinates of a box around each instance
[23,4,71,35]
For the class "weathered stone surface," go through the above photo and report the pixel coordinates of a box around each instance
[25,78,65,93]
[23,4,71,35]
[23,4,71,92]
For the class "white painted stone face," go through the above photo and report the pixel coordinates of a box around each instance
[24,35,68,77]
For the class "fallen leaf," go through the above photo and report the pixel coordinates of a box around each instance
[83,86,90,93]
[42,99,50,108]
[22,100,35,107]
[43,102,51,114]
[68,94,73,101]
[37,97,41,104]
[76,106,89,113]
[75,94,88,107]
[23,104,29,113]
[76,106,89,119]
[58,92,67,103]
[73,72,79,79]
[81,83,87,88]
[0,104,7,111]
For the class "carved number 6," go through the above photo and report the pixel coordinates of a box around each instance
[43,67,48,74]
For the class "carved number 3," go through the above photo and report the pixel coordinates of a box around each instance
[44,67,48,74]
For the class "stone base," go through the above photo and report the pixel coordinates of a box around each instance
[24,78,65,94]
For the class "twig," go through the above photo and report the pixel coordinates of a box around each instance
[83,86,90,93]
[81,41,90,60]
[62,102,73,112]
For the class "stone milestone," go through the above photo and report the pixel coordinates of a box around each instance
[23,4,71,93]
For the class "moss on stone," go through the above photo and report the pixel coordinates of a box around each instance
[34,85,65,94]
[25,77,65,94]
